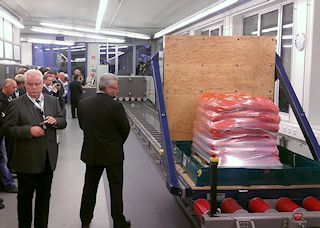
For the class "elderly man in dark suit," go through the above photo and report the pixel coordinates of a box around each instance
[78,73,130,228]
[4,69,67,228]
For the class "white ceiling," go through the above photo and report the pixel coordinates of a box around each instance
[1,0,220,36]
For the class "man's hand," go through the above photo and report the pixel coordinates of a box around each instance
[30,126,45,137]
[45,116,57,125]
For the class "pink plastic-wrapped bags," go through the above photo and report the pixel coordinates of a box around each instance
[192,93,282,168]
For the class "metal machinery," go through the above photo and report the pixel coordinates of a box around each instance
[121,47,320,227]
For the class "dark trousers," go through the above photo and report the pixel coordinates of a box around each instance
[80,163,128,228]
[17,158,53,228]
[71,100,79,118]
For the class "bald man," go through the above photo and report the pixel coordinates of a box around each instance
[4,69,67,228]
[0,79,18,195]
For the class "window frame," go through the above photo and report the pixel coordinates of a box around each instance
[241,1,294,122]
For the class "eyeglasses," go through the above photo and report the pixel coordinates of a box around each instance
[109,86,119,90]
[26,82,42,87]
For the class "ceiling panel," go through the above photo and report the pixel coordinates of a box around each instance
[1,0,220,35]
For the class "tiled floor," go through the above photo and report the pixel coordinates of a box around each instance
[0,108,193,228]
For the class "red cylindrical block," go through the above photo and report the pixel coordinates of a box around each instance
[302,196,320,211]
[248,197,277,213]
[221,198,248,214]
[193,198,210,217]
[276,197,306,212]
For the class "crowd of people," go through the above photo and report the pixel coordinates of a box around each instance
[0,67,131,228]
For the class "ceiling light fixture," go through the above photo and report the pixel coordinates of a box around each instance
[95,0,109,30]
[0,7,24,29]
[40,22,150,40]
[31,26,125,43]
[153,0,239,39]
[26,38,75,46]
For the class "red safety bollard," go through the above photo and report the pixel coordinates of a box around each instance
[221,198,248,214]
[193,198,210,217]
[302,196,320,211]
[276,197,306,212]
[248,197,277,213]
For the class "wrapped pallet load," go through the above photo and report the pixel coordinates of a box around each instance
[192,92,282,168]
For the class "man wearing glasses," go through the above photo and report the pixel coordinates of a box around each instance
[78,73,131,228]
[4,69,67,228]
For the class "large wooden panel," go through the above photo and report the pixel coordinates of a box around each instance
[164,36,276,141]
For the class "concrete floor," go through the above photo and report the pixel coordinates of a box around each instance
[0,110,193,228]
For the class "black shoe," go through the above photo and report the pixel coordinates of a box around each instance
[0,203,4,209]
[0,197,3,203]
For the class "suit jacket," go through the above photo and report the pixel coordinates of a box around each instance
[42,86,50,96]
[0,92,10,137]
[4,94,67,173]
[69,80,83,101]
[11,88,26,99]
[78,93,130,166]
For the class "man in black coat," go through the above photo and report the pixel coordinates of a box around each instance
[0,79,18,196]
[69,74,83,118]
[78,73,130,228]
[4,69,67,228]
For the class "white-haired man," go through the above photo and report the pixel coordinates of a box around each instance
[4,69,67,228]
[78,73,131,228]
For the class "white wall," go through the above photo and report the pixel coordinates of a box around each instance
[21,42,32,65]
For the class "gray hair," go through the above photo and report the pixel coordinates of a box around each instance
[25,69,43,83]
[99,73,118,91]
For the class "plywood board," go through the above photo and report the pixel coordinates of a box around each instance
[164,36,276,141]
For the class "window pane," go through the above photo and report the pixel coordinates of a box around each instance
[14,45,20,60]
[3,20,13,42]
[108,44,116,73]
[136,45,151,75]
[0,40,3,58]
[13,25,20,44]
[279,3,293,113]
[201,30,210,36]
[243,14,258,36]
[99,44,107,65]
[4,42,13,59]
[118,46,133,75]
[260,10,278,38]
[0,19,3,39]
[210,28,220,36]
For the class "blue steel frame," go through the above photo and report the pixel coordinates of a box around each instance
[151,51,320,198]
[151,52,180,194]
[275,54,320,160]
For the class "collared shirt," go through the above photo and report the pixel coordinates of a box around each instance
[27,93,44,113]
[14,90,19,98]
[44,85,52,92]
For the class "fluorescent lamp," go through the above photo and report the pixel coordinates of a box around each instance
[60,53,68,60]
[40,22,150,40]
[154,0,239,38]
[31,26,125,43]
[96,0,109,30]
[27,38,75,46]
[251,31,258,35]
[0,8,24,29]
